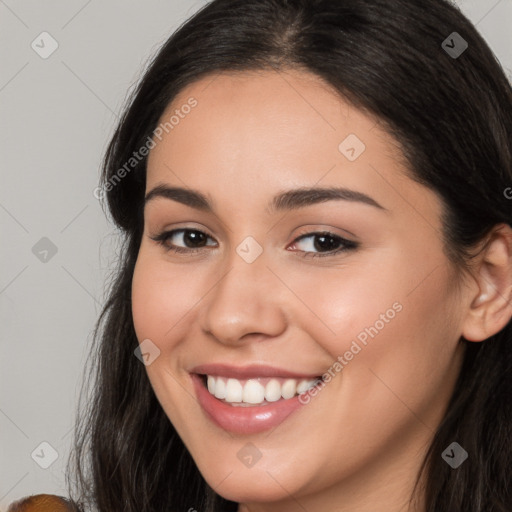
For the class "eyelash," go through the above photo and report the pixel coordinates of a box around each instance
[149,228,359,258]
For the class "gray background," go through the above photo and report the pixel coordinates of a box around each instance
[1,0,511,508]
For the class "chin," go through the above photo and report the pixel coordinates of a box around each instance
[213,482,292,505]
[196,458,314,505]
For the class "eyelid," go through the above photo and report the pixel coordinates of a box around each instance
[151,222,356,243]
[149,224,359,258]
[293,225,358,242]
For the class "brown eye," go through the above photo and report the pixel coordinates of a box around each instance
[150,229,358,258]
[290,231,358,259]
[150,229,216,253]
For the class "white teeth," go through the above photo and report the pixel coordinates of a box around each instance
[297,379,316,394]
[243,379,266,404]
[265,379,282,402]
[281,379,297,399]
[214,378,226,399]
[207,375,215,394]
[225,378,243,402]
[205,375,320,405]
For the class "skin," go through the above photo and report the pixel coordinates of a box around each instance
[131,69,512,512]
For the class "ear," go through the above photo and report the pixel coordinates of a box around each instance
[461,223,512,342]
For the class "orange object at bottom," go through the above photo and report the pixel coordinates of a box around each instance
[7,494,80,512]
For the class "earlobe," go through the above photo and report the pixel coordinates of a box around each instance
[461,223,512,342]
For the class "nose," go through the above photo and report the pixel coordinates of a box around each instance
[198,245,288,346]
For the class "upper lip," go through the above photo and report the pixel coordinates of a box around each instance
[190,363,321,380]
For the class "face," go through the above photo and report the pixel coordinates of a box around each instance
[131,69,467,509]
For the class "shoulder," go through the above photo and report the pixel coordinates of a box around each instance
[7,494,81,511]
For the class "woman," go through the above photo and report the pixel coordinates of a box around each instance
[12,0,511,510]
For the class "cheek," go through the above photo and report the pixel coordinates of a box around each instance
[130,254,201,417]
[286,252,459,399]
[131,253,198,345]
[281,256,412,362]
[334,263,459,425]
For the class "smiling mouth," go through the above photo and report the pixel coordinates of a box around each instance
[199,374,322,407]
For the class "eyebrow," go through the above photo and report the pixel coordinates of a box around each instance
[144,184,387,213]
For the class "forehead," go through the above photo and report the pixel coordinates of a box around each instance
[145,69,442,225]
[151,69,389,166]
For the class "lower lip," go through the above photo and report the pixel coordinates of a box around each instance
[191,373,306,435]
